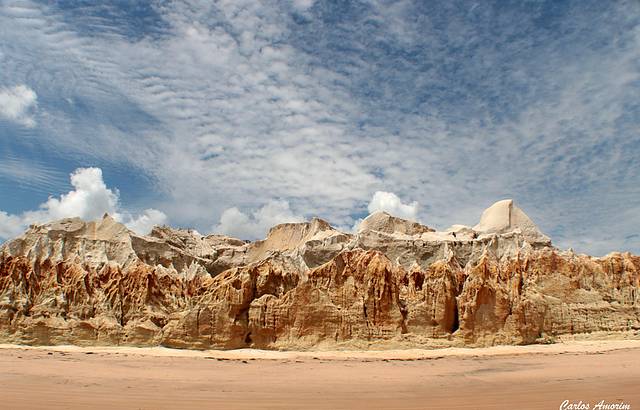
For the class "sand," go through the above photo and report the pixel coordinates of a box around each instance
[1,340,639,409]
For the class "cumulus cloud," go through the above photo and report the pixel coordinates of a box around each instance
[0,167,167,240]
[214,200,304,239]
[26,167,119,221]
[124,209,168,235]
[0,211,24,240]
[0,84,37,127]
[367,191,419,221]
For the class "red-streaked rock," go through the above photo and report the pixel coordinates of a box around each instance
[1,209,638,349]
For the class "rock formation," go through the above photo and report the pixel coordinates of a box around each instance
[0,200,638,350]
[473,199,550,244]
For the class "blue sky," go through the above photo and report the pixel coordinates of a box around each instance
[0,0,639,255]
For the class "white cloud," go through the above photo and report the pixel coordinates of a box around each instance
[367,191,419,221]
[214,200,304,239]
[26,167,119,222]
[291,0,315,12]
[0,156,66,192]
[0,1,639,255]
[0,167,167,239]
[0,84,37,127]
[0,1,375,231]
[124,209,168,235]
[0,211,24,240]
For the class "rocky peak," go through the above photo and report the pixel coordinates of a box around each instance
[246,217,350,265]
[358,211,434,236]
[29,213,129,241]
[1,215,136,268]
[473,199,550,244]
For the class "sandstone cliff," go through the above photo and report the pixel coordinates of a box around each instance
[1,200,638,349]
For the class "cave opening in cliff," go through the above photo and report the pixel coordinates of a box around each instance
[412,272,424,291]
[450,302,459,333]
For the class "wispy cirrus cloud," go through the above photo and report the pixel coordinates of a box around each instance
[0,0,638,255]
[0,155,66,193]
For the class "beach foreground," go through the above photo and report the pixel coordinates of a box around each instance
[1,340,639,409]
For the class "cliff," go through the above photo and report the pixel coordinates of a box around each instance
[1,201,638,349]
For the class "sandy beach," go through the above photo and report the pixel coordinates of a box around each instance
[1,340,639,409]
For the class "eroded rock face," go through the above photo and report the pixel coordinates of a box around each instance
[1,201,638,349]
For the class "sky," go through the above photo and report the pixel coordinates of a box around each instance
[0,0,639,255]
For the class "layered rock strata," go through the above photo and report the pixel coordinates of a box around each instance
[0,201,638,349]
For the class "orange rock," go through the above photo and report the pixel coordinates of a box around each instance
[1,209,638,349]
